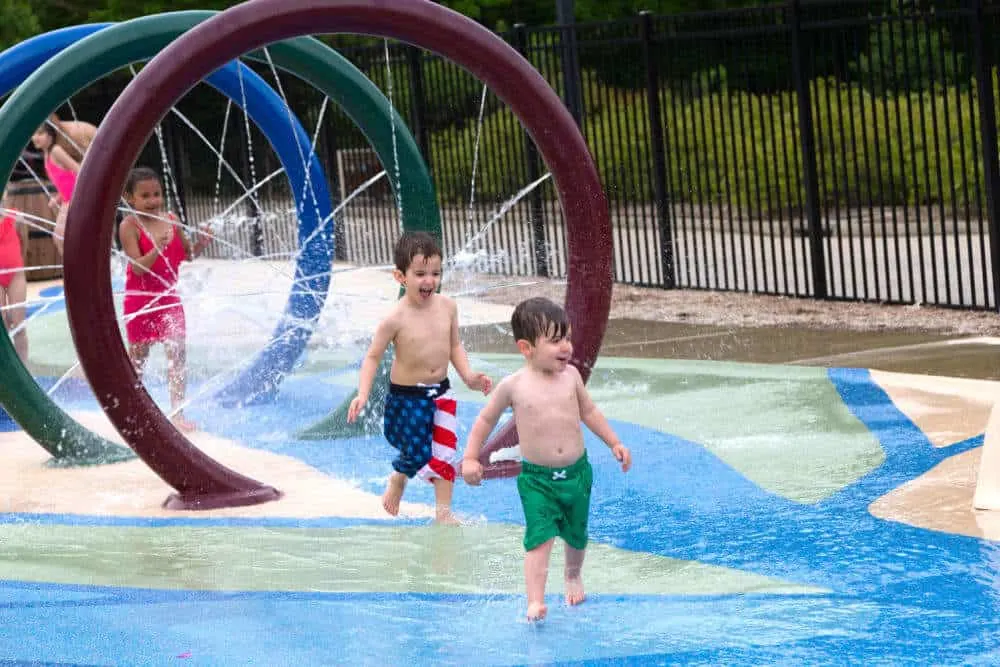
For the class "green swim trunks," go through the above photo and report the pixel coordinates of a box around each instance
[517,451,593,551]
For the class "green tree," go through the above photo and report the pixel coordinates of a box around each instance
[23,0,778,36]
[84,0,239,23]
[850,8,968,94]
[0,0,40,52]
[439,0,517,28]
[22,0,89,34]
[573,0,767,22]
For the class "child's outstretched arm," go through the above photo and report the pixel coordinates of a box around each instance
[448,299,493,394]
[346,315,399,423]
[178,222,213,260]
[575,368,632,472]
[462,377,513,486]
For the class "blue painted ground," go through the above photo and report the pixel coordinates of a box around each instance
[0,366,997,664]
[25,284,66,318]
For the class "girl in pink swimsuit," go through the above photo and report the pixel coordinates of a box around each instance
[119,167,212,432]
[0,192,27,363]
[31,121,80,258]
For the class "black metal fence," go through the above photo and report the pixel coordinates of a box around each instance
[52,0,1000,310]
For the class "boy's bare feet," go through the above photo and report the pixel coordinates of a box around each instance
[565,576,586,606]
[382,472,407,516]
[431,478,456,524]
[431,477,461,526]
[526,601,547,621]
[435,509,460,525]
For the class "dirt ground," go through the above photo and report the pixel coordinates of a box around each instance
[481,279,1000,336]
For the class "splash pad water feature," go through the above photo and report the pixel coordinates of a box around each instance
[62,0,611,507]
[0,17,336,467]
[3,0,1000,663]
[0,10,444,475]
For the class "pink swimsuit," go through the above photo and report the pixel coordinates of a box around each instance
[45,154,76,202]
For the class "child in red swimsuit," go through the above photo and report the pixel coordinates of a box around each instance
[0,193,27,363]
[119,167,212,432]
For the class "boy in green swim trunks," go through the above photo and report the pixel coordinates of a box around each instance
[462,296,631,621]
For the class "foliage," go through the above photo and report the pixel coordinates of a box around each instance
[0,0,39,52]
[429,105,530,200]
[850,11,968,94]
[572,0,767,22]
[426,72,987,215]
[86,0,236,20]
[351,48,501,133]
[9,0,987,219]
[18,0,776,38]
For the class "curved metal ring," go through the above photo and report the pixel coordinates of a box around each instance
[63,0,611,504]
[0,11,440,502]
[0,20,335,465]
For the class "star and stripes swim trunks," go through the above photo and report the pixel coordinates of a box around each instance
[382,377,459,482]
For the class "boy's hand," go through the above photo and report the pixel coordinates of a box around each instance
[346,395,367,423]
[466,372,493,395]
[462,458,483,486]
[612,444,631,472]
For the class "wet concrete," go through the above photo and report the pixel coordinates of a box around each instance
[465,319,1000,381]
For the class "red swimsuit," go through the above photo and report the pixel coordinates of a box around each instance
[0,213,23,289]
[123,221,187,344]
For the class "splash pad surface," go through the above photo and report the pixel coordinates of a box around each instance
[3,265,999,664]
[1,3,996,658]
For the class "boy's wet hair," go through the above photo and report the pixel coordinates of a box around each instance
[511,297,570,343]
[393,231,442,272]
[124,166,161,195]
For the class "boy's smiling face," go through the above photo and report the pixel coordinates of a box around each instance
[519,323,574,374]
[395,253,442,305]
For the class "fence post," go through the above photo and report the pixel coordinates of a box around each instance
[514,23,550,277]
[788,0,827,298]
[239,133,264,257]
[165,120,189,226]
[968,0,1000,311]
[406,45,430,159]
[556,0,585,126]
[640,11,675,289]
[318,113,348,262]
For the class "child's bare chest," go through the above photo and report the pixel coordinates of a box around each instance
[140,220,172,238]
[394,313,450,351]
[514,378,578,419]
